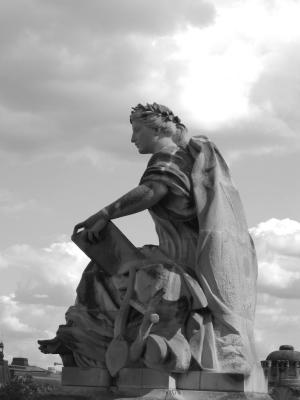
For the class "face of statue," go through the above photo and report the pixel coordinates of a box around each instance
[131,120,159,154]
[111,270,129,302]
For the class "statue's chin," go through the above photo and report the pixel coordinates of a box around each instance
[137,147,151,154]
[119,293,126,301]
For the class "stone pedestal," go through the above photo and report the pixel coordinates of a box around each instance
[58,366,272,400]
[117,368,176,390]
[62,367,111,388]
[177,371,245,391]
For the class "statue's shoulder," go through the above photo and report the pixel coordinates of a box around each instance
[147,145,193,171]
[188,135,211,151]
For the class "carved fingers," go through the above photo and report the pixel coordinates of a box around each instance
[73,213,109,243]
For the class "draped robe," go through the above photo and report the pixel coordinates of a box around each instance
[140,136,258,374]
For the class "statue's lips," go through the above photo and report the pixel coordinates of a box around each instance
[118,288,127,300]
[118,287,127,295]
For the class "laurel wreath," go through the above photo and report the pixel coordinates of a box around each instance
[131,102,182,124]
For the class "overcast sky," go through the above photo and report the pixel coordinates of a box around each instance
[1,0,300,369]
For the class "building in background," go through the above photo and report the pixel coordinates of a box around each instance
[262,345,300,400]
[0,342,10,386]
[8,357,61,387]
[9,357,49,379]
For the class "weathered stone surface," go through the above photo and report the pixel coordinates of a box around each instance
[62,367,111,388]
[39,387,273,400]
[118,367,268,393]
[61,367,268,395]
[179,391,272,400]
[176,371,245,392]
[117,368,176,390]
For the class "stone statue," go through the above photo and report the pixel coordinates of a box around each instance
[39,103,258,379]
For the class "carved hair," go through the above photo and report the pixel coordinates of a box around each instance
[130,103,188,147]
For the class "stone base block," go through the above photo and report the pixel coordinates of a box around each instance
[43,387,272,400]
[176,366,268,394]
[61,366,270,399]
[180,390,272,400]
[117,368,176,390]
[62,367,111,388]
[118,367,268,394]
[176,371,245,392]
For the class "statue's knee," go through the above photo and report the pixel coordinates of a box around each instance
[144,335,168,368]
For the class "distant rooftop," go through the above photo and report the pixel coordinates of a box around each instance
[11,357,29,367]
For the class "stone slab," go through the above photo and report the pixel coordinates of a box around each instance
[115,389,272,400]
[39,387,273,400]
[117,368,176,389]
[118,368,267,393]
[176,371,244,392]
[61,367,269,397]
[62,367,111,388]
[181,390,272,400]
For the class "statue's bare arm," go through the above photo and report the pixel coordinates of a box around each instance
[73,181,168,242]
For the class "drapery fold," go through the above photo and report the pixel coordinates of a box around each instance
[140,136,258,374]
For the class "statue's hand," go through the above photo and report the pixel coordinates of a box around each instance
[138,288,164,339]
[73,213,98,234]
[85,216,109,243]
[73,211,109,243]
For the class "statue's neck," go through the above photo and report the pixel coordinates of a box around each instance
[153,138,177,154]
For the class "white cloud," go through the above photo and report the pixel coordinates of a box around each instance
[0,238,90,367]
[1,0,299,164]
[0,294,65,367]
[171,0,300,159]
[0,0,215,161]
[252,218,300,260]
[255,294,300,360]
[0,188,38,215]
[0,240,89,305]
[252,218,300,237]
[251,218,300,298]
[2,315,31,334]
[250,218,300,359]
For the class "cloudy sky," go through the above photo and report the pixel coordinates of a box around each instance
[1,0,300,369]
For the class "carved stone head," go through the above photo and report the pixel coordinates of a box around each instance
[130,103,188,150]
